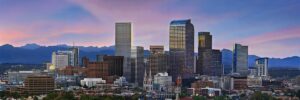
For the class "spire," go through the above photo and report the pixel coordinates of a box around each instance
[149,66,152,78]
[144,68,147,81]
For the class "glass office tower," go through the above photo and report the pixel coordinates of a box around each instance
[169,19,194,80]
[115,22,132,81]
[233,43,248,76]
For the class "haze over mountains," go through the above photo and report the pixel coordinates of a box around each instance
[0,44,299,68]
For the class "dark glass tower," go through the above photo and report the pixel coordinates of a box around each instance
[197,32,222,76]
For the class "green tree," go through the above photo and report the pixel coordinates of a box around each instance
[60,91,76,100]
[11,92,21,99]
[250,91,277,100]
[193,96,206,100]
[43,92,59,100]
[214,96,228,100]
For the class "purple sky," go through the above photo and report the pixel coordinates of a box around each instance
[0,0,299,58]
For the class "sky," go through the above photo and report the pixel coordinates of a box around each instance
[0,0,299,58]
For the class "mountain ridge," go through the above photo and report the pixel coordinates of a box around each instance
[0,44,299,69]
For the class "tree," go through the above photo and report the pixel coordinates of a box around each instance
[43,92,58,100]
[296,90,300,99]
[11,92,21,99]
[60,91,76,100]
[33,96,38,100]
[214,96,228,100]
[250,91,277,100]
[193,96,206,100]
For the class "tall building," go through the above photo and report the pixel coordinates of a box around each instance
[197,32,222,76]
[52,52,69,69]
[198,32,212,50]
[24,76,55,95]
[51,47,79,69]
[255,58,268,77]
[115,22,132,82]
[149,45,168,76]
[197,32,212,75]
[70,47,79,66]
[131,46,145,86]
[232,43,248,76]
[169,19,194,80]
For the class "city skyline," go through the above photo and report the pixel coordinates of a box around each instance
[0,0,300,58]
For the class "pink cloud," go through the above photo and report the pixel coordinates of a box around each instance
[239,26,300,45]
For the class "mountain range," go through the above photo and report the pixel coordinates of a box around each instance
[0,44,299,69]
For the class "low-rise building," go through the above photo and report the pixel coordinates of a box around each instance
[231,76,247,90]
[24,76,55,95]
[153,72,172,92]
[80,78,106,88]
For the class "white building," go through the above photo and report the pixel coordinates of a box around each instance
[200,87,222,97]
[114,76,128,86]
[153,72,172,92]
[52,52,69,69]
[80,78,106,88]
[255,58,268,77]
[51,47,79,69]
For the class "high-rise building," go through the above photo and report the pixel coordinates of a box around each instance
[197,32,222,76]
[255,58,268,77]
[197,32,212,75]
[131,46,144,86]
[149,45,168,76]
[232,43,248,76]
[198,32,212,50]
[115,22,132,82]
[51,47,79,69]
[52,52,69,69]
[70,47,79,66]
[169,19,194,80]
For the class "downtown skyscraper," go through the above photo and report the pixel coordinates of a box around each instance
[233,43,248,76]
[169,19,194,80]
[197,32,222,76]
[115,22,132,81]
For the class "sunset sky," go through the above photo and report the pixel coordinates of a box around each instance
[0,0,299,58]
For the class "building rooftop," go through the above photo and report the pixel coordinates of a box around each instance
[170,19,191,25]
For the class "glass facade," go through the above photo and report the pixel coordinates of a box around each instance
[233,43,248,76]
[115,22,132,82]
[169,19,194,80]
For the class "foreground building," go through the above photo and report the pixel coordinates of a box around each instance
[24,76,55,95]
[169,19,194,80]
[115,22,132,82]
[153,72,172,92]
[232,43,248,76]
